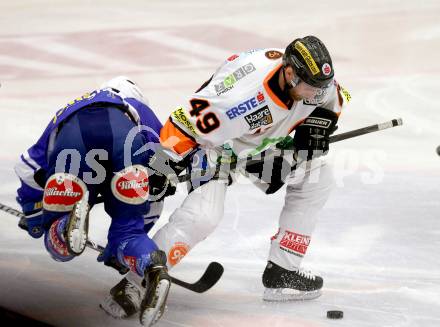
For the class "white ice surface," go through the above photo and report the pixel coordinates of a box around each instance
[1,1,440,326]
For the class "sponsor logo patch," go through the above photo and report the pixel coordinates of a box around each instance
[43,173,87,212]
[279,230,310,256]
[111,165,149,205]
[303,116,332,128]
[171,107,198,136]
[322,63,332,76]
[227,54,239,61]
[168,242,190,266]
[338,84,351,103]
[226,92,265,119]
[123,255,138,273]
[265,50,283,60]
[214,62,256,96]
[244,106,273,130]
[294,41,320,75]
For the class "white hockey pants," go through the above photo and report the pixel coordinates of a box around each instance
[153,159,334,270]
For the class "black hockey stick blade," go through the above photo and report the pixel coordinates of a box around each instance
[1,202,225,293]
[86,239,222,293]
[170,262,224,293]
[85,239,223,293]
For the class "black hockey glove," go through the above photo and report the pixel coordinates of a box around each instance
[292,107,338,161]
[148,172,177,201]
[147,146,192,201]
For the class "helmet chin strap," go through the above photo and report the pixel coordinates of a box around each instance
[282,67,293,90]
[281,67,301,102]
[283,66,303,92]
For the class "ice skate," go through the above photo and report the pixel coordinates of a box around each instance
[262,261,323,301]
[139,250,171,326]
[100,272,145,319]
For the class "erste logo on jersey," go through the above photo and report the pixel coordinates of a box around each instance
[111,165,149,204]
[226,92,266,119]
[214,62,256,96]
[43,173,87,212]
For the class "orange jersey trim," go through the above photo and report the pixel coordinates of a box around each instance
[263,63,289,110]
[288,118,306,134]
[160,119,197,155]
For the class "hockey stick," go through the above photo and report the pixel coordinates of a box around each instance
[176,118,404,183]
[0,203,224,293]
[1,118,401,290]
[88,117,405,202]
[84,234,224,293]
[329,118,403,143]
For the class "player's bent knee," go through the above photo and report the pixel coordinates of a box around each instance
[115,235,158,277]
[43,173,88,213]
[171,203,223,238]
[176,180,225,233]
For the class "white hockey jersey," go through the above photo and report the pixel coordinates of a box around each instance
[160,48,349,158]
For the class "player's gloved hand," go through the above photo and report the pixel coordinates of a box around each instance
[147,145,192,201]
[292,107,338,161]
[214,145,237,185]
[17,199,44,238]
[276,135,294,150]
[148,171,177,201]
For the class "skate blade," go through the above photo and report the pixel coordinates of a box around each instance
[263,287,322,302]
[66,198,89,255]
[140,279,171,327]
[68,229,87,254]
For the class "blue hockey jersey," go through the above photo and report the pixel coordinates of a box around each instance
[14,89,163,212]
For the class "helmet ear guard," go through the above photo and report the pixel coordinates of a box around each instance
[283,36,334,89]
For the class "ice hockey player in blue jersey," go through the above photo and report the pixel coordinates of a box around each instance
[14,76,172,326]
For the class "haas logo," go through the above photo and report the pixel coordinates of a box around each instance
[111,165,149,204]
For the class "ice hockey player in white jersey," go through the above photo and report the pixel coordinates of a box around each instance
[153,36,348,301]
[151,35,350,301]
[103,36,349,312]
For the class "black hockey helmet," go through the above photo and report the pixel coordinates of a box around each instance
[283,36,334,88]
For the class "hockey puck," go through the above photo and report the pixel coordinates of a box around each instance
[436,145,440,156]
[327,310,343,319]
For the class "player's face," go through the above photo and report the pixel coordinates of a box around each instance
[284,66,322,101]
[291,81,320,101]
